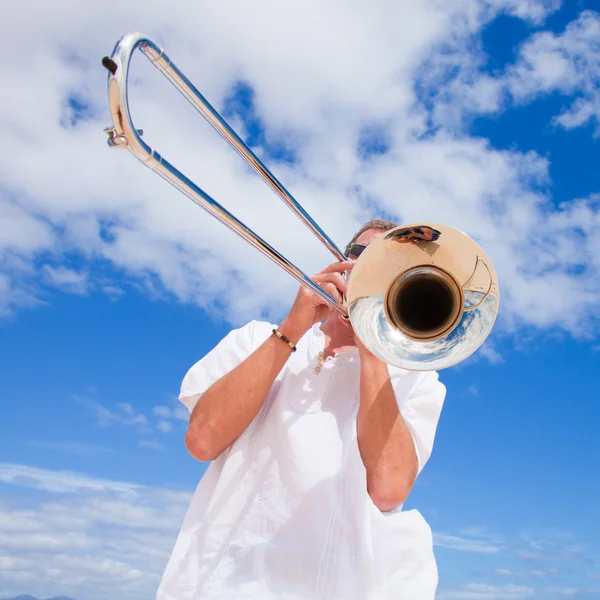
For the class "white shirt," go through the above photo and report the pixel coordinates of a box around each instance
[157,320,446,600]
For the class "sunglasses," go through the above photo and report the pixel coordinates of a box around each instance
[345,243,367,259]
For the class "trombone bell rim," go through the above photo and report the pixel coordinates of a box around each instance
[384,266,464,342]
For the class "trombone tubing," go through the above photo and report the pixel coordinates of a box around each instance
[103,32,348,315]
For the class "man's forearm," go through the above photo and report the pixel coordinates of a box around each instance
[185,319,304,462]
[356,351,418,512]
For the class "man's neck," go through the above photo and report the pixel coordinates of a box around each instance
[319,315,356,358]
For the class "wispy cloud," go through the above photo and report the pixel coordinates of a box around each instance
[435,531,504,554]
[152,405,173,419]
[436,526,600,598]
[76,396,149,430]
[138,439,164,450]
[26,440,113,456]
[0,463,192,600]
[515,529,594,565]
[543,587,600,598]
[75,396,186,447]
[515,546,592,563]
[156,420,173,433]
[459,383,480,398]
[494,567,560,578]
[437,526,598,566]
[0,463,141,495]
[151,403,189,437]
[116,402,149,427]
[42,265,89,295]
[152,404,189,422]
[437,583,535,599]
[478,344,505,366]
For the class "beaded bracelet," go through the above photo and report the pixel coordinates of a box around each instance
[272,328,297,352]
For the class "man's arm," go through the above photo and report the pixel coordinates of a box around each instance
[185,317,300,461]
[356,347,419,513]
[185,261,353,462]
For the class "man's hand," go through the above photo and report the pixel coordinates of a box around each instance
[280,260,355,342]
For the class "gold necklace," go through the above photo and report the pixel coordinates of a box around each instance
[314,351,325,374]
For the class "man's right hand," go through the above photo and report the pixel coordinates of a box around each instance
[279,260,356,343]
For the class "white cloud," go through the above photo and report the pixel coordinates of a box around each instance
[0,196,52,315]
[0,196,54,254]
[0,0,598,345]
[1,464,597,600]
[76,396,149,430]
[75,395,185,441]
[43,265,89,295]
[153,403,189,429]
[544,587,600,598]
[466,383,480,396]
[0,269,43,317]
[139,439,164,450]
[173,405,190,421]
[435,10,600,136]
[488,0,561,25]
[0,463,140,495]
[435,531,504,553]
[495,567,562,579]
[117,402,149,427]
[438,583,535,599]
[478,344,505,365]
[152,405,172,419]
[507,11,600,134]
[156,420,173,433]
[26,440,113,456]
[0,463,192,600]
[434,526,599,598]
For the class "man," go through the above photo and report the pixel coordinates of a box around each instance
[157,219,446,600]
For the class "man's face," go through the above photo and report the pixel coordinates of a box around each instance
[346,228,388,259]
[337,228,389,331]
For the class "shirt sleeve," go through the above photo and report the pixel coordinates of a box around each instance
[389,369,446,474]
[178,320,276,414]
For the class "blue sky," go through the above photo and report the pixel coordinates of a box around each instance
[1,1,600,599]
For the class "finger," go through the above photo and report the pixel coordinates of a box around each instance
[319,281,343,303]
[308,280,343,307]
[318,260,356,275]
[313,272,348,296]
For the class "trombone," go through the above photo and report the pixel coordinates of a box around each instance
[102,32,500,370]
[102,32,347,316]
